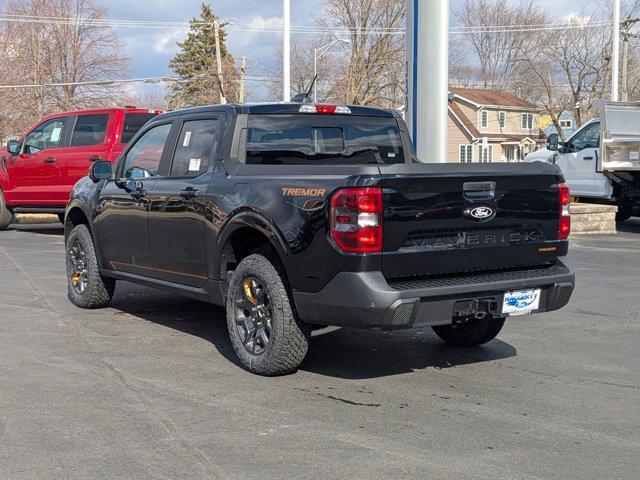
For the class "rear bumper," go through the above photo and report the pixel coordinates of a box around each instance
[293,258,575,330]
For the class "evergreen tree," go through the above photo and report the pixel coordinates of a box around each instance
[168,3,238,108]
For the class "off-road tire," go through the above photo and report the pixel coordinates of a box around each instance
[432,316,506,347]
[616,207,633,223]
[226,254,310,376]
[0,189,13,230]
[66,224,115,309]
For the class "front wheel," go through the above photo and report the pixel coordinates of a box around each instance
[432,316,505,347]
[226,254,310,376]
[66,224,115,309]
[0,189,13,231]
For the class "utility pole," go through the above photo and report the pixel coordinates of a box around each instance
[239,56,246,103]
[621,17,640,102]
[612,0,621,101]
[406,0,449,162]
[283,0,291,102]
[213,19,227,104]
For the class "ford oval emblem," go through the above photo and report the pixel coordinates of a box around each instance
[464,206,496,222]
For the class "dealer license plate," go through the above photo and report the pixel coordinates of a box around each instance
[502,289,541,316]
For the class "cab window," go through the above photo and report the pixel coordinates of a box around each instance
[22,118,67,154]
[71,114,109,147]
[567,122,600,152]
[121,123,172,179]
[170,119,219,177]
[121,112,159,144]
[245,115,404,165]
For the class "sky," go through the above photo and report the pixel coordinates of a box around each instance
[100,0,585,101]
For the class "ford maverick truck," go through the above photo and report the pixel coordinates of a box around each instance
[64,102,575,375]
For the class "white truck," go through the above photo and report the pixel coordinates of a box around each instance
[526,101,640,222]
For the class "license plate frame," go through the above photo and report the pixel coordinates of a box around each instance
[502,289,541,316]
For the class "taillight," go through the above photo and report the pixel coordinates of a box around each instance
[558,183,571,240]
[299,104,352,115]
[330,188,383,253]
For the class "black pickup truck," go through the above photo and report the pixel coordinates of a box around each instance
[64,102,575,375]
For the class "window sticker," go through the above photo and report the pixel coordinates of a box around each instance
[50,127,62,142]
[183,131,192,147]
[188,158,202,171]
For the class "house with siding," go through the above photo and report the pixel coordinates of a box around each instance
[541,110,577,140]
[447,88,544,163]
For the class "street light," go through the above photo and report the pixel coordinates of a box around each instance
[314,38,350,103]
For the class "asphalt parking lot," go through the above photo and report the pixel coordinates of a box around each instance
[0,220,639,480]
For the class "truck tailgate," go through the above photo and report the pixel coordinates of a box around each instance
[376,163,566,280]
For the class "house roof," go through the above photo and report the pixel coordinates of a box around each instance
[450,87,538,109]
[449,103,545,143]
[449,101,480,138]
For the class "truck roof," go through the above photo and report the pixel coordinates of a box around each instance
[39,107,161,122]
[155,102,398,120]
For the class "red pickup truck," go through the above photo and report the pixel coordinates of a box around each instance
[0,107,161,229]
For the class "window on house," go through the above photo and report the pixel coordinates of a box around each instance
[560,120,572,128]
[459,144,473,163]
[521,113,533,130]
[481,110,488,128]
[498,111,506,129]
[478,144,493,163]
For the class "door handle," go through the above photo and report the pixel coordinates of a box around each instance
[463,181,496,201]
[130,189,148,199]
[89,156,102,162]
[179,188,200,199]
[583,156,594,160]
[44,157,56,163]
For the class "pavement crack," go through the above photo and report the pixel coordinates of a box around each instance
[295,388,381,407]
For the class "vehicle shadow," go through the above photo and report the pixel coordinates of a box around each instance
[110,284,517,380]
[302,327,517,380]
[618,217,640,234]
[9,223,64,236]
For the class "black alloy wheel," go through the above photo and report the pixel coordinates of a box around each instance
[68,240,89,295]
[235,278,272,355]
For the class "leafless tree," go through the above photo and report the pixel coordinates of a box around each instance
[316,0,405,108]
[0,0,129,135]
[455,0,548,89]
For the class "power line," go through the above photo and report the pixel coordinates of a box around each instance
[0,13,613,36]
[0,76,176,89]
[0,74,279,90]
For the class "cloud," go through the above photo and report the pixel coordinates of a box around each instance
[153,27,189,54]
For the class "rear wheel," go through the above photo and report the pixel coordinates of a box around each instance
[0,189,13,231]
[66,224,115,309]
[616,206,633,223]
[432,316,505,347]
[226,254,310,376]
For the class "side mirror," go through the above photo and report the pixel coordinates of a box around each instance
[547,134,559,151]
[89,160,112,183]
[7,140,21,156]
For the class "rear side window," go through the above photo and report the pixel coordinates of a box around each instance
[71,114,109,147]
[245,114,404,165]
[121,113,158,144]
[170,119,219,177]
